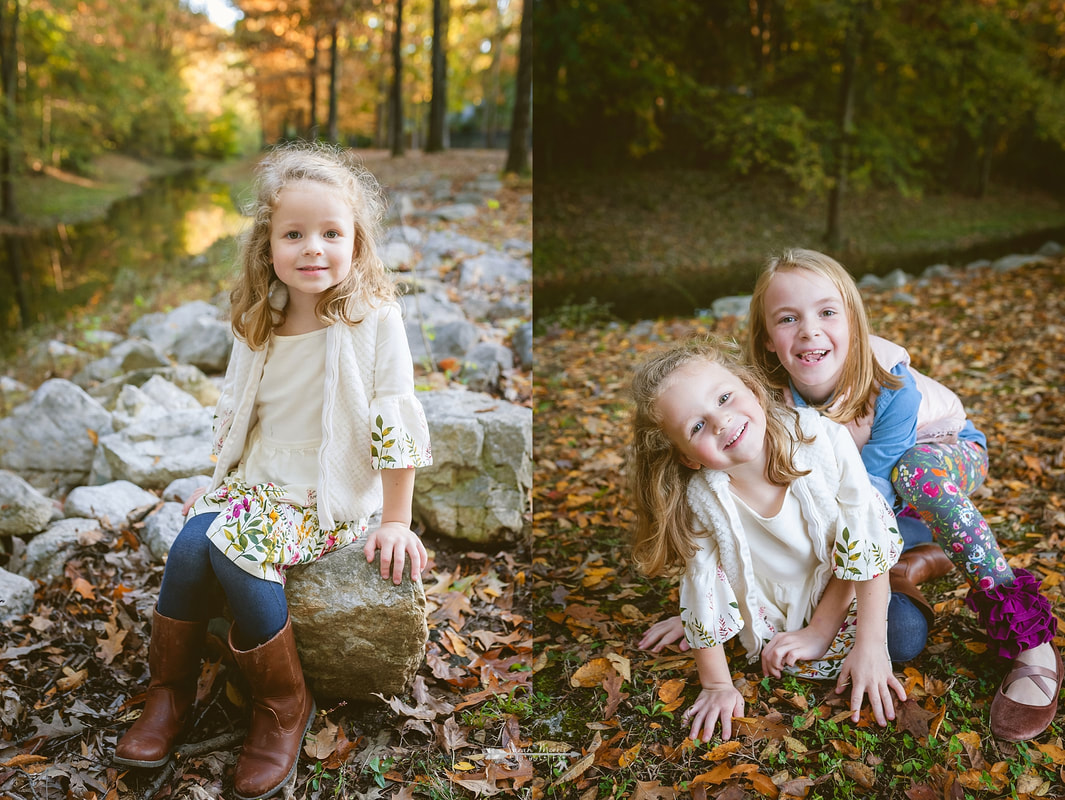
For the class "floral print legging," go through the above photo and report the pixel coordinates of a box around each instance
[892,441,1012,591]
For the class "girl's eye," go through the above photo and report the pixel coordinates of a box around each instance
[285,231,301,239]
[778,315,795,325]
[324,230,340,239]
[718,392,731,405]
[690,421,704,437]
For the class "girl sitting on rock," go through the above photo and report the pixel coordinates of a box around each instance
[114,142,432,799]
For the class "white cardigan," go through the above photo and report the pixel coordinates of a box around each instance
[681,407,901,661]
[210,300,432,530]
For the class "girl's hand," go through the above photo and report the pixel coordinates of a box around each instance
[761,627,835,678]
[683,684,746,742]
[835,640,906,726]
[182,488,207,516]
[363,521,427,585]
[639,615,690,652]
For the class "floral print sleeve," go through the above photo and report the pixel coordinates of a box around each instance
[369,394,432,469]
[826,421,903,580]
[679,538,744,650]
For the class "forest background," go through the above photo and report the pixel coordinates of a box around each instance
[534,0,1065,318]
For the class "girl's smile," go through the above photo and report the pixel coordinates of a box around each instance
[656,360,768,476]
[761,268,851,405]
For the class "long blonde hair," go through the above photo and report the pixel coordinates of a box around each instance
[230,141,397,349]
[746,249,902,424]
[629,336,811,578]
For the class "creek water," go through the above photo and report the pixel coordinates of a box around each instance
[1,169,244,341]
[534,225,1065,321]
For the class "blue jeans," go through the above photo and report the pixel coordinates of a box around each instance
[157,512,288,647]
[885,513,935,662]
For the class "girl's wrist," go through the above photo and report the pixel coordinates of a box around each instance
[700,680,735,692]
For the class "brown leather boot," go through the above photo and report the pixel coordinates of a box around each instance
[230,617,316,800]
[114,608,206,768]
[890,543,954,585]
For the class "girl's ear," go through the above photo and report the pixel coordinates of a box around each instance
[678,453,702,471]
[763,331,777,353]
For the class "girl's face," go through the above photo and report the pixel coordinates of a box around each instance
[656,359,767,473]
[761,268,851,405]
[270,180,354,302]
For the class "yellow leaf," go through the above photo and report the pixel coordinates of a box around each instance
[570,657,618,688]
[453,761,476,771]
[618,743,642,768]
[702,741,743,762]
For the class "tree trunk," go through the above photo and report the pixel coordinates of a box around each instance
[327,20,339,144]
[309,28,320,140]
[425,0,448,153]
[504,0,531,175]
[977,115,995,198]
[0,0,19,221]
[483,8,503,148]
[390,0,404,157]
[825,5,864,251]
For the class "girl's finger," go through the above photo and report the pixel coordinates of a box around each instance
[363,534,377,562]
[392,547,406,584]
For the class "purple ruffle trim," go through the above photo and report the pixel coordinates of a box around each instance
[965,567,1058,660]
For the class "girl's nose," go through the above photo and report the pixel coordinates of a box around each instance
[303,237,323,254]
[714,412,731,435]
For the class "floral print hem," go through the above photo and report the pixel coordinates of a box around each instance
[188,478,368,585]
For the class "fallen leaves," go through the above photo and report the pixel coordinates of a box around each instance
[533,259,1065,798]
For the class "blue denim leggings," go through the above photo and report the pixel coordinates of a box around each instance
[885,514,935,663]
[157,512,288,648]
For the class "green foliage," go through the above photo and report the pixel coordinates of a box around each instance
[538,0,1065,198]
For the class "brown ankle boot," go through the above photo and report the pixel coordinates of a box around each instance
[230,617,316,800]
[890,543,954,585]
[114,608,206,768]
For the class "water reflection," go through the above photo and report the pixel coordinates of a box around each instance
[0,170,243,334]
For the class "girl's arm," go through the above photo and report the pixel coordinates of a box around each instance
[861,364,919,506]
[363,468,427,584]
[836,571,905,725]
[761,576,854,677]
[684,645,746,742]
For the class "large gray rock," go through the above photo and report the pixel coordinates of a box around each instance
[74,339,171,387]
[286,546,427,700]
[0,566,35,621]
[64,480,158,528]
[10,517,103,584]
[415,390,531,542]
[88,364,220,409]
[129,301,223,352]
[169,317,234,374]
[141,502,187,561]
[91,409,213,489]
[458,253,531,290]
[0,470,59,537]
[111,376,203,431]
[0,379,113,494]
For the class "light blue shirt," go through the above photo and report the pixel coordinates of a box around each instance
[790,363,987,509]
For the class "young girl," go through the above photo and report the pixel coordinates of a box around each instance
[745,248,1060,741]
[629,336,919,743]
[113,142,432,799]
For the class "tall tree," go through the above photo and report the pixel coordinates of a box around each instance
[504,0,530,174]
[425,0,448,152]
[309,27,321,139]
[390,0,404,156]
[327,19,339,143]
[0,0,18,219]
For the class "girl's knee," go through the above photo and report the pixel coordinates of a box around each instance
[887,594,928,663]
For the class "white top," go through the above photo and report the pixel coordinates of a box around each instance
[734,488,822,641]
[679,407,902,679]
[237,328,327,504]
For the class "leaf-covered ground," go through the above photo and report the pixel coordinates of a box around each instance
[531,259,1065,799]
